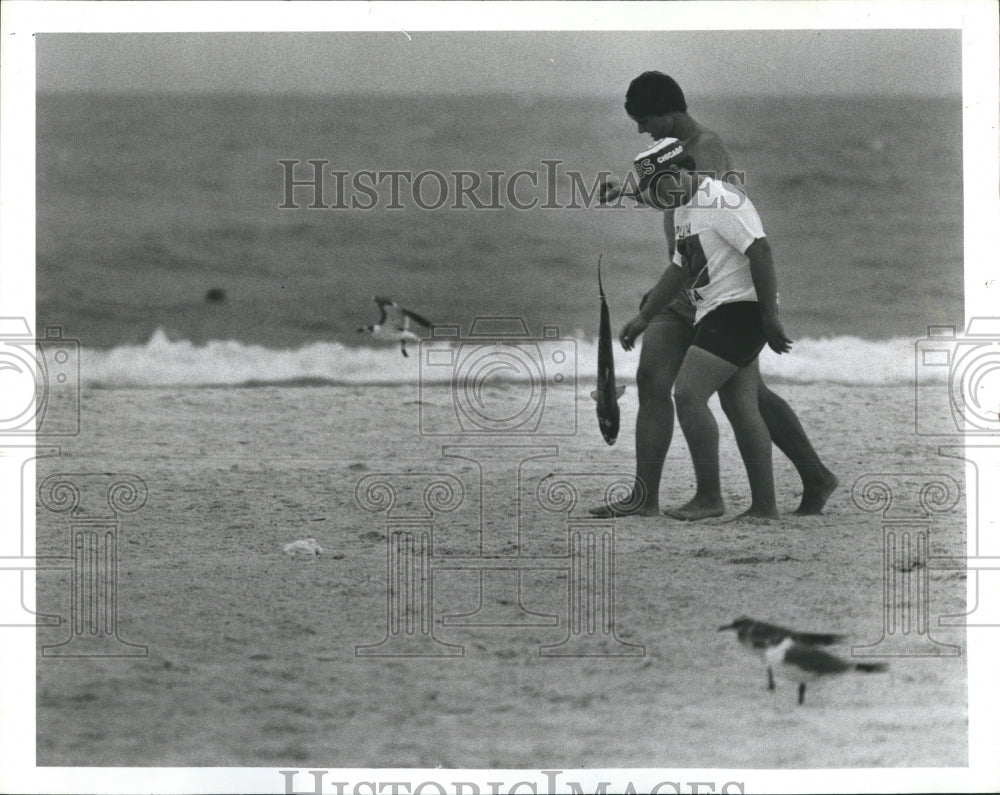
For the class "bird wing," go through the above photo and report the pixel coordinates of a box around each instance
[790,630,848,646]
[746,619,845,650]
[373,296,431,331]
[781,642,850,675]
[400,307,432,329]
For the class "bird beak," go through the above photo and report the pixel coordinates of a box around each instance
[718,623,735,632]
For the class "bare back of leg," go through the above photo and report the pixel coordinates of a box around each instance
[756,379,838,514]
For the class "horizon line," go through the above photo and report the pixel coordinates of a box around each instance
[35,88,962,99]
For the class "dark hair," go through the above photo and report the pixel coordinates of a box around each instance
[624,71,687,117]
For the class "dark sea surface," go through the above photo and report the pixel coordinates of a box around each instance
[35,93,963,386]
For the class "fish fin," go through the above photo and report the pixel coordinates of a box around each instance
[615,385,626,399]
[590,390,599,401]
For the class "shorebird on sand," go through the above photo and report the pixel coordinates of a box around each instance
[764,636,888,705]
[719,616,854,696]
[719,616,886,704]
[358,296,432,357]
[720,616,887,704]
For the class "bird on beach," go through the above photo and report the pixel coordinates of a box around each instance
[720,616,887,704]
[764,636,888,705]
[718,616,849,693]
[358,296,432,357]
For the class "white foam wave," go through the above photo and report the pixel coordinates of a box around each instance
[81,328,933,388]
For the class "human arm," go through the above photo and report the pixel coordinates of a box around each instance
[745,237,793,354]
[662,207,677,257]
[599,178,653,207]
[619,264,689,351]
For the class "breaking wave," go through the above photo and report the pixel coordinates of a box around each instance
[80,328,934,388]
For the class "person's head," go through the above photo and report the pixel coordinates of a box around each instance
[650,160,700,209]
[633,136,698,208]
[624,71,687,139]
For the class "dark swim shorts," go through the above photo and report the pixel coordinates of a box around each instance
[691,301,766,367]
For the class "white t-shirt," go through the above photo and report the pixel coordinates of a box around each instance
[671,178,766,323]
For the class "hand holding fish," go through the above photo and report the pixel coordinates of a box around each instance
[599,178,642,205]
[619,314,649,351]
[762,311,793,354]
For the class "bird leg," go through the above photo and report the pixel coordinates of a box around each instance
[767,666,775,691]
[797,682,806,705]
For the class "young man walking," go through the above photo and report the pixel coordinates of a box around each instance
[594,71,836,519]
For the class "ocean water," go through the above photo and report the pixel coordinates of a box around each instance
[36,93,963,387]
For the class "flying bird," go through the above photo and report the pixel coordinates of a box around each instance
[719,616,849,692]
[358,296,432,357]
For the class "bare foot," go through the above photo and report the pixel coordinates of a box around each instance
[796,471,839,515]
[588,496,660,518]
[663,496,726,521]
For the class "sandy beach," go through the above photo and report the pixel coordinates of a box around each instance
[33,381,967,769]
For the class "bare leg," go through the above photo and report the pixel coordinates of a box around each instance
[757,380,838,514]
[719,360,779,519]
[664,346,736,520]
[590,317,692,517]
